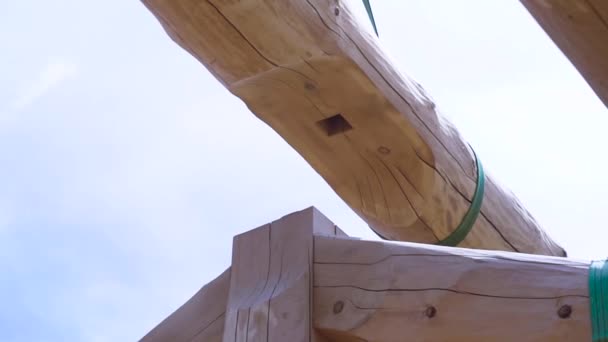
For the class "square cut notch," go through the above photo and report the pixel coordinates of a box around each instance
[316,114,353,136]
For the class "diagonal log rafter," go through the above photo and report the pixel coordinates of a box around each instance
[521,0,608,109]
[141,0,566,256]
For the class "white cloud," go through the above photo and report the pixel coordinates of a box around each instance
[13,59,78,111]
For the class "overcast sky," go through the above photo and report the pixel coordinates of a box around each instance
[1,1,607,341]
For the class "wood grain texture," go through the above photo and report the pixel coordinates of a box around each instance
[137,207,343,342]
[521,0,608,108]
[313,236,591,342]
[139,268,231,342]
[141,0,565,256]
[222,206,340,342]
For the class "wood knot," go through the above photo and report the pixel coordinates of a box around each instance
[304,82,316,91]
[377,146,390,155]
[333,300,344,314]
[334,8,340,16]
[558,305,572,319]
[425,306,437,318]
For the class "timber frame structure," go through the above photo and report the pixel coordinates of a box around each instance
[137,0,607,341]
[140,207,591,342]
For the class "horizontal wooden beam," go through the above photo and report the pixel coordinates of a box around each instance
[313,236,591,341]
[141,0,565,256]
[140,207,595,341]
[521,0,608,108]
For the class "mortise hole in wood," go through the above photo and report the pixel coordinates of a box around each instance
[316,114,353,137]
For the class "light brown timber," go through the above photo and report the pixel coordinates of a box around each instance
[140,267,231,342]
[139,208,592,341]
[138,207,344,341]
[314,235,591,342]
[141,0,566,256]
[521,0,608,108]
[222,207,344,341]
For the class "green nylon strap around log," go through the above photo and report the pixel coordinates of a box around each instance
[436,150,485,246]
[370,149,485,247]
[590,260,608,341]
[360,1,485,246]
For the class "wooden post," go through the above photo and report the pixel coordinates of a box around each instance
[521,0,608,108]
[313,235,592,341]
[140,207,346,341]
[141,0,565,256]
[222,207,345,341]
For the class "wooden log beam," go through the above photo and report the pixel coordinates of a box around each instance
[313,235,591,342]
[521,0,608,108]
[140,267,231,342]
[141,0,565,256]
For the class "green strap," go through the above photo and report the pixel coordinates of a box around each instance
[590,260,608,341]
[360,2,483,246]
[369,148,484,246]
[362,0,379,36]
[436,149,485,246]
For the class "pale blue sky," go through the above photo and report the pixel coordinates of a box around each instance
[1,1,607,341]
